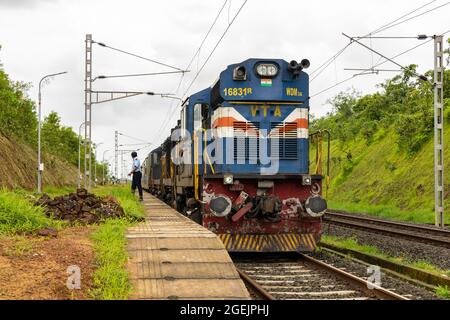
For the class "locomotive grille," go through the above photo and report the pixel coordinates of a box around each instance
[233,121,260,161]
[270,122,298,159]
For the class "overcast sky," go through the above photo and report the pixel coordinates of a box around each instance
[0,0,448,175]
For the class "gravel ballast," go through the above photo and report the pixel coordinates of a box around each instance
[314,250,441,300]
[323,222,450,270]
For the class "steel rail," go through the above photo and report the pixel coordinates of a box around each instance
[236,267,275,300]
[235,254,408,300]
[319,244,450,290]
[324,211,450,248]
[298,253,409,300]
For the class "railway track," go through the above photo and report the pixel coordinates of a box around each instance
[324,210,450,248]
[234,253,408,300]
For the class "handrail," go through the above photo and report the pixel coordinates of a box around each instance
[309,130,331,197]
[193,131,199,201]
[202,128,215,175]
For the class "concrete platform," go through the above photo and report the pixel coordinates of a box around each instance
[126,194,250,300]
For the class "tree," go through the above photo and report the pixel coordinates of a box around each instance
[0,65,37,145]
[313,65,450,155]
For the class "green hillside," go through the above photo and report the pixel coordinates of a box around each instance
[0,50,106,189]
[324,124,450,224]
[314,63,450,225]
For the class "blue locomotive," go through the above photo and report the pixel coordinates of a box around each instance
[142,58,328,252]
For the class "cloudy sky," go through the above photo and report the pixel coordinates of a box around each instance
[0,0,448,175]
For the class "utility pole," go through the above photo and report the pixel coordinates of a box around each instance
[37,71,67,193]
[115,130,119,181]
[121,152,124,183]
[344,33,447,227]
[434,35,444,228]
[83,34,180,189]
[102,150,110,185]
[84,34,93,190]
[93,142,103,187]
[78,122,85,189]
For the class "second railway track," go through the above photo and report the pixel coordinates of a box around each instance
[234,253,408,300]
[324,210,450,248]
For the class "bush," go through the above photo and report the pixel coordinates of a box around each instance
[313,66,449,156]
[0,188,61,234]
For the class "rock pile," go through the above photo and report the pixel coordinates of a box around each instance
[35,188,126,224]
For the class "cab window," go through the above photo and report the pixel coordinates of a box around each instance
[181,106,187,138]
[194,103,202,131]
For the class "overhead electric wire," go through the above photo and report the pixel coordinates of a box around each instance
[310,43,352,81]
[185,0,228,74]
[135,143,154,152]
[95,70,187,80]
[153,0,248,145]
[152,0,228,143]
[118,132,151,143]
[94,41,185,71]
[310,29,450,99]
[372,1,450,35]
[309,0,441,82]
[119,142,151,146]
[166,0,248,130]
[368,0,437,35]
[355,36,429,39]
[342,33,417,73]
[180,0,248,99]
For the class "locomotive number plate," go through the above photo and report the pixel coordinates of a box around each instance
[223,87,253,97]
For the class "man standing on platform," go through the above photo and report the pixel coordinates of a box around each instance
[128,151,143,201]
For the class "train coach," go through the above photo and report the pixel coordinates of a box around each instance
[142,58,328,252]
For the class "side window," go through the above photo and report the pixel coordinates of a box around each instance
[194,103,202,131]
[181,106,186,138]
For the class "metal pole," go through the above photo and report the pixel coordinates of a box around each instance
[434,35,445,228]
[37,71,67,194]
[78,122,85,189]
[115,130,119,181]
[38,83,42,194]
[102,150,110,185]
[93,142,103,187]
[94,146,96,187]
[102,150,109,184]
[84,34,93,190]
[121,152,124,183]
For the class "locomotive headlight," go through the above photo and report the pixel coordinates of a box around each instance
[302,175,312,186]
[223,174,234,185]
[256,63,278,77]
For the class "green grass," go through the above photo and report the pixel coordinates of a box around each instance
[2,236,34,257]
[89,185,145,300]
[322,124,450,226]
[327,200,439,225]
[93,185,145,220]
[321,234,450,277]
[436,285,450,299]
[0,184,144,299]
[0,188,62,235]
[89,218,132,300]
[42,186,77,197]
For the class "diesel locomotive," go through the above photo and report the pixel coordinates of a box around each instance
[142,58,328,252]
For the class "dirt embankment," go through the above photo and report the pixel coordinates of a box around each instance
[0,133,77,189]
[0,227,95,300]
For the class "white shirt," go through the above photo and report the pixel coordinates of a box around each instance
[131,157,141,173]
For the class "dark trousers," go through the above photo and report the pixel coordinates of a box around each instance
[131,171,143,199]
